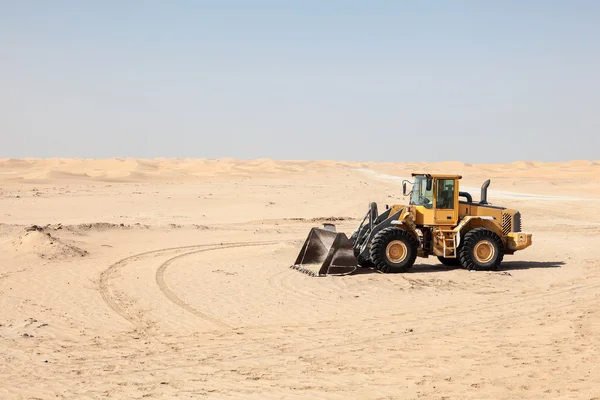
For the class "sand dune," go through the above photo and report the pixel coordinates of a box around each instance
[1,158,600,399]
[8,225,89,260]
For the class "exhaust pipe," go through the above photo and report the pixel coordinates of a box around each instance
[480,179,491,205]
[459,191,473,203]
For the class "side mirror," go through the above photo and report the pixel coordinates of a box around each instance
[402,180,413,196]
[426,178,432,191]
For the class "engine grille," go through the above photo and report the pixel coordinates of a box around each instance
[501,211,522,235]
[501,212,511,235]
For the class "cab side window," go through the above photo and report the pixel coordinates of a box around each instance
[436,179,455,209]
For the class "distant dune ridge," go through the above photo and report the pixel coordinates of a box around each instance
[0,158,597,183]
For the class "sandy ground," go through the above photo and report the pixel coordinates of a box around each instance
[1,158,599,399]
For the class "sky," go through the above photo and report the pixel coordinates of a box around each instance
[1,1,599,163]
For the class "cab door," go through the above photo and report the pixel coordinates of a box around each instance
[433,178,459,226]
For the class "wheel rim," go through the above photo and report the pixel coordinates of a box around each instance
[386,240,407,263]
[473,240,495,263]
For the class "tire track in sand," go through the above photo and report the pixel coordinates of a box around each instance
[155,241,282,329]
[99,239,600,366]
[16,279,600,389]
[99,245,204,326]
[99,240,281,330]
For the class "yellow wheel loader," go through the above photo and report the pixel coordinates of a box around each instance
[290,173,532,276]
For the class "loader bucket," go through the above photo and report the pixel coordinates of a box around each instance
[290,226,358,277]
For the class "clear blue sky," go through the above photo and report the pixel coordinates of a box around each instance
[1,1,599,162]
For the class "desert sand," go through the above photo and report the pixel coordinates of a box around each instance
[1,158,599,399]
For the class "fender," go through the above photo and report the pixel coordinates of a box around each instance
[452,216,495,248]
[390,207,419,237]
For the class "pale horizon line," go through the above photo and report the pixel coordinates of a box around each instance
[1,157,598,166]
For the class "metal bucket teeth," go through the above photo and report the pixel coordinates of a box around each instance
[289,264,318,277]
[290,227,358,277]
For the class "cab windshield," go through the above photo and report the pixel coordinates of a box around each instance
[409,176,433,209]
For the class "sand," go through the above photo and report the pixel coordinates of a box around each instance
[1,158,599,399]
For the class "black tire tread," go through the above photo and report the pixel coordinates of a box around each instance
[370,227,419,273]
[458,227,504,271]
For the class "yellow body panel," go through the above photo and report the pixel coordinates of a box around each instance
[412,205,435,225]
[506,232,532,251]
[434,209,455,225]
[458,203,503,219]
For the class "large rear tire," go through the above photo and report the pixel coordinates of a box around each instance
[370,227,419,273]
[458,228,504,271]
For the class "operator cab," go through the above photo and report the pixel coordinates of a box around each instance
[403,173,462,226]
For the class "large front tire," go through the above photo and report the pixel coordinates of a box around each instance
[458,228,504,271]
[370,228,419,273]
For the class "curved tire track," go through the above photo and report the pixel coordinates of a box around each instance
[100,241,600,338]
[98,240,600,369]
[99,240,282,329]
[30,263,600,387]
[99,245,203,326]
[155,241,281,329]
[17,280,600,388]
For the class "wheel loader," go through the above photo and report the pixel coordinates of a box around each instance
[290,173,532,276]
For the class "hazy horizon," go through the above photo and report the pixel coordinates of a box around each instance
[0,157,598,165]
[2,1,599,163]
